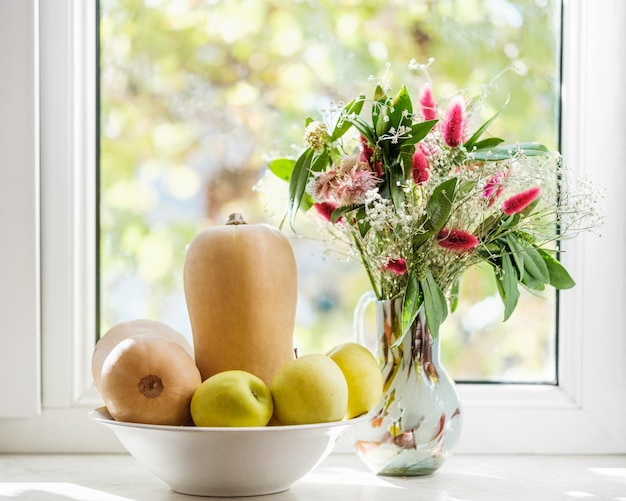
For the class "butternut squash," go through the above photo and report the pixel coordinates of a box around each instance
[99,334,202,425]
[183,213,297,386]
[91,319,193,393]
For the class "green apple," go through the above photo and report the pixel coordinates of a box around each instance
[270,353,348,425]
[327,342,383,419]
[190,370,273,427]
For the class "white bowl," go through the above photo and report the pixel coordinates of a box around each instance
[89,407,362,497]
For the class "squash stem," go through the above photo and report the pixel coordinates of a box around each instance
[226,213,247,225]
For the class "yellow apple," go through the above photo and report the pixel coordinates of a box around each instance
[190,370,273,427]
[327,342,383,419]
[270,353,348,425]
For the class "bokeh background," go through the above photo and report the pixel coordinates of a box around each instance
[99,0,561,382]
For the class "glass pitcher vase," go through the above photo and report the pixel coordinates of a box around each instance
[351,292,463,476]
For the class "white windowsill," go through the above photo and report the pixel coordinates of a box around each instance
[1,453,624,500]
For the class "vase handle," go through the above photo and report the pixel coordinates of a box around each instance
[353,291,377,347]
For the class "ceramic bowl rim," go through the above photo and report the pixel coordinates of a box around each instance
[89,407,368,432]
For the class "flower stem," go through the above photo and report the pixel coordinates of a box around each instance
[351,231,382,300]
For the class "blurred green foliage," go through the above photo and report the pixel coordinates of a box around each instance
[100,0,560,382]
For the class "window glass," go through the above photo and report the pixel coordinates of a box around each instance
[99,0,561,382]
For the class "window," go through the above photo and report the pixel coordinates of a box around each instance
[0,0,624,454]
[99,0,561,383]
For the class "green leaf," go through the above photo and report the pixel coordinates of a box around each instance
[464,95,510,151]
[396,270,422,347]
[373,85,387,102]
[450,278,461,313]
[538,249,576,289]
[472,137,505,150]
[420,270,448,337]
[425,177,457,230]
[387,85,412,132]
[268,158,295,182]
[517,142,551,156]
[387,160,406,209]
[376,97,392,137]
[399,144,415,175]
[356,206,370,237]
[500,213,521,230]
[330,94,366,141]
[330,204,360,224]
[470,142,551,161]
[457,179,478,198]
[469,149,512,161]
[507,235,550,284]
[402,119,438,146]
[344,114,376,144]
[371,85,388,131]
[310,150,329,173]
[520,273,546,291]
[505,235,526,282]
[476,214,500,239]
[496,253,520,321]
[410,178,458,250]
[523,245,550,283]
[287,148,314,230]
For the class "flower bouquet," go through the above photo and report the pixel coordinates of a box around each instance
[269,62,600,342]
[267,61,600,475]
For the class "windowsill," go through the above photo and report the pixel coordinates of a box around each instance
[1,453,624,500]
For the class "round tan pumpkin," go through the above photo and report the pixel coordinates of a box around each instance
[91,319,193,392]
[99,334,202,425]
[183,213,297,386]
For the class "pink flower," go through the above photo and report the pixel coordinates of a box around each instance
[313,202,340,223]
[337,168,379,205]
[502,186,541,215]
[483,172,506,206]
[419,84,437,121]
[360,135,374,164]
[411,148,429,184]
[437,228,479,252]
[382,258,407,275]
[307,156,380,206]
[307,168,340,202]
[359,135,383,176]
[442,96,466,148]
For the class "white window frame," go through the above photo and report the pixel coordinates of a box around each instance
[0,0,624,453]
[0,0,41,420]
